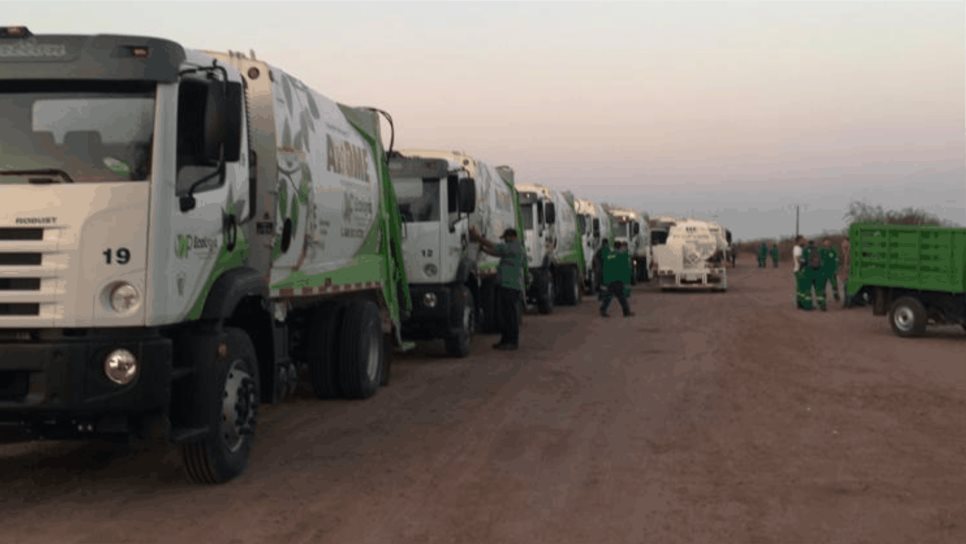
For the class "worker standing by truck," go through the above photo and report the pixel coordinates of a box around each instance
[804,239,827,311]
[770,243,780,268]
[469,226,525,350]
[794,236,810,309]
[600,242,635,317]
[758,242,768,268]
[820,238,840,303]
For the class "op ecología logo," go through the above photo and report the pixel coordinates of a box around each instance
[175,234,219,259]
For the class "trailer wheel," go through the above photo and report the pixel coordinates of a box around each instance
[306,304,343,399]
[182,327,259,485]
[536,270,554,314]
[444,286,475,358]
[338,301,384,399]
[889,297,927,338]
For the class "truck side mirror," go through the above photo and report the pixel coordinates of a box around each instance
[545,203,556,224]
[633,222,640,235]
[222,81,244,163]
[458,177,476,213]
[593,218,600,235]
[202,79,227,162]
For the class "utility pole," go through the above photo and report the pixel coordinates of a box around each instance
[795,205,800,238]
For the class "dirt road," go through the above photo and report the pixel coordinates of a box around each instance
[1,265,964,543]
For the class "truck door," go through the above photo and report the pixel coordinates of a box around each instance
[164,74,248,321]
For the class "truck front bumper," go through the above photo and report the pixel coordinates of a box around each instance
[0,330,172,437]
[402,285,459,339]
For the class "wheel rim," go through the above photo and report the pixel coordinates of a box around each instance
[221,359,257,453]
[365,326,380,382]
[894,306,915,332]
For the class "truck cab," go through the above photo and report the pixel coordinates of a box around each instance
[608,208,651,283]
[517,183,557,313]
[0,29,410,484]
[575,198,606,294]
[389,151,479,357]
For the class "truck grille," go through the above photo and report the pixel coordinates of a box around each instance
[0,227,64,323]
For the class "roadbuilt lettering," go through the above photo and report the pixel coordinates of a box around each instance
[175,234,219,258]
[15,216,56,225]
[326,135,370,182]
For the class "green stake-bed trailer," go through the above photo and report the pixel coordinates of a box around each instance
[847,223,966,337]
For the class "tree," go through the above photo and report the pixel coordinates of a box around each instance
[844,200,948,226]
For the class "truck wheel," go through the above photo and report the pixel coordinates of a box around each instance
[445,286,475,358]
[381,333,393,386]
[537,270,554,314]
[630,262,638,286]
[889,297,927,338]
[560,266,580,306]
[182,327,259,485]
[479,281,498,334]
[306,304,343,399]
[338,301,384,399]
[641,259,650,282]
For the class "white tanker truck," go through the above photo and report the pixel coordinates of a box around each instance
[652,218,729,291]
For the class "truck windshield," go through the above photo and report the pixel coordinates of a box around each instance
[395,177,441,222]
[521,203,535,230]
[0,81,156,183]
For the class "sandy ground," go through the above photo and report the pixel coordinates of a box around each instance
[1,264,964,543]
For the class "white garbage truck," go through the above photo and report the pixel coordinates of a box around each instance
[574,198,608,294]
[389,150,525,356]
[516,183,583,313]
[607,207,651,284]
[652,219,728,291]
[0,28,412,484]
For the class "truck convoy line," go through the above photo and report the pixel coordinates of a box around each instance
[0,29,732,484]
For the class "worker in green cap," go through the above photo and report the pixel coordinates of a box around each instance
[820,237,840,302]
[803,239,827,311]
[769,243,780,268]
[757,242,768,268]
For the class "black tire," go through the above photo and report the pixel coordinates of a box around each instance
[479,281,498,334]
[536,269,554,314]
[338,301,384,399]
[182,327,259,485]
[306,303,343,399]
[444,286,475,358]
[560,266,580,306]
[889,296,927,338]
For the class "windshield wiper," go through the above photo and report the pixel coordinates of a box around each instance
[0,169,75,184]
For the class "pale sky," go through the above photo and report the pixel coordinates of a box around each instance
[5,0,965,239]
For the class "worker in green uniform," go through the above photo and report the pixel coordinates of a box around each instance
[600,241,634,317]
[794,236,811,310]
[757,242,768,268]
[470,226,525,350]
[769,243,780,268]
[803,239,827,311]
[820,238,840,302]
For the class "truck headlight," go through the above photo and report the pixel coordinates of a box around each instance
[423,292,438,308]
[110,283,141,313]
[424,264,438,277]
[104,348,138,385]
